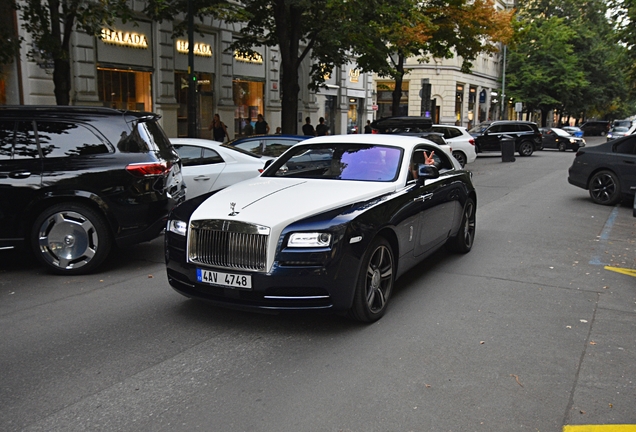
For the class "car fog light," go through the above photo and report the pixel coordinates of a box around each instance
[288,232,331,247]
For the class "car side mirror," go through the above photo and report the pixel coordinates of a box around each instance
[417,164,439,185]
[483,130,489,136]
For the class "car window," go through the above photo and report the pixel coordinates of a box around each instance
[500,124,518,133]
[174,145,202,166]
[262,138,298,157]
[0,121,16,160]
[447,127,462,138]
[36,121,110,158]
[2,121,40,160]
[488,125,503,133]
[518,125,534,132]
[614,138,636,155]
[233,139,263,155]
[202,148,224,164]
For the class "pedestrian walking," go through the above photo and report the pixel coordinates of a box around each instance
[209,113,228,142]
[316,117,329,136]
[302,117,316,136]
[364,120,372,134]
[254,113,270,135]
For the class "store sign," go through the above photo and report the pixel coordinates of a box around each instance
[349,68,360,83]
[234,51,263,64]
[176,40,212,57]
[101,28,148,49]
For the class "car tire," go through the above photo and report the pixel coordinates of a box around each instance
[31,203,112,275]
[558,143,566,152]
[518,141,534,156]
[446,198,476,253]
[588,170,621,206]
[452,151,467,168]
[348,237,394,323]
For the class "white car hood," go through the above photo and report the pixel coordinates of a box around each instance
[190,178,396,272]
[191,177,395,227]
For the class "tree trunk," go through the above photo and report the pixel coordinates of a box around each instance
[53,57,71,105]
[280,60,300,134]
[391,53,405,116]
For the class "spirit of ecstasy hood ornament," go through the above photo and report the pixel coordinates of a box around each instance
[229,202,239,216]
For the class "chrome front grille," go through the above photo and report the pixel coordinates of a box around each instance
[188,220,270,271]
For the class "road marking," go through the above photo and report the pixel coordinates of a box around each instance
[589,207,619,266]
[605,266,636,278]
[564,426,636,432]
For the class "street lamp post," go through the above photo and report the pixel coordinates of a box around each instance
[187,0,197,137]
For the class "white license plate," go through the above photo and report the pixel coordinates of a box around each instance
[196,269,252,289]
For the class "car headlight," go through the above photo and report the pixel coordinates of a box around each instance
[167,219,187,236]
[288,232,332,247]
[570,138,576,144]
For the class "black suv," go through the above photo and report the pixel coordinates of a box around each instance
[579,120,610,136]
[469,120,543,156]
[370,116,433,134]
[0,106,186,274]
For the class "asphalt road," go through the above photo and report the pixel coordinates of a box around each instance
[1,136,634,432]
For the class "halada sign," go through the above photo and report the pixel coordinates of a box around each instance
[176,40,212,57]
[234,51,263,64]
[101,29,148,49]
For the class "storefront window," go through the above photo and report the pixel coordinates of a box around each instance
[455,84,464,126]
[175,72,214,138]
[97,68,152,111]
[376,81,408,118]
[347,98,360,134]
[233,79,264,137]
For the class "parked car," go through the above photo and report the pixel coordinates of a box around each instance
[562,126,584,137]
[165,134,475,322]
[579,120,610,136]
[430,124,477,167]
[369,116,457,164]
[612,119,632,129]
[606,123,636,141]
[469,120,543,156]
[539,127,586,152]
[568,134,636,205]
[0,106,186,274]
[226,134,309,158]
[172,138,266,199]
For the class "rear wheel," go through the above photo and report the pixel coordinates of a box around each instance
[589,170,621,205]
[446,198,476,253]
[558,142,566,152]
[348,237,394,323]
[31,203,112,275]
[518,141,534,156]
[452,151,467,168]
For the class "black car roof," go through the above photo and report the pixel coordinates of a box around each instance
[371,116,433,129]
[0,105,160,122]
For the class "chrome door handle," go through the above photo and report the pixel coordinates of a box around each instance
[193,176,210,181]
[414,193,433,202]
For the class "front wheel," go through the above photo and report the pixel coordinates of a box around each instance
[558,142,566,152]
[31,203,112,275]
[446,198,476,253]
[518,141,534,156]
[589,170,621,205]
[452,151,467,168]
[348,237,395,323]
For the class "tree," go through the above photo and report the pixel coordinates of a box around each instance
[0,1,21,67]
[609,0,636,98]
[351,0,513,115]
[17,0,133,105]
[226,0,356,134]
[505,16,588,126]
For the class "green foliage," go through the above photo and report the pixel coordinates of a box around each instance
[507,0,634,121]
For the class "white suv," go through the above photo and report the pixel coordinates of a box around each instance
[430,125,477,167]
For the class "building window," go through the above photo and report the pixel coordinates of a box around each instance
[174,72,214,138]
[455,84,464,126]
[233,79,264,137]
[97,68,152,111]
[376,81,408,118]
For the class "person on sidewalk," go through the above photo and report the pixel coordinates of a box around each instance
[316,117,329,136]
[302,117,316,136]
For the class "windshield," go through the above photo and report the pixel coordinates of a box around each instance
[262,143,404,182]
[469,123,490,134]
[611,127,629,133]
[551,128,571,137]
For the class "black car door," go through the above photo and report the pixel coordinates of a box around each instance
[481,124,504,151]
[613,137,636,194]
[411,146,460,257]
[0,120,42,245]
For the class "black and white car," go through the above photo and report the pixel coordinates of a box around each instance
[165,134,476,322]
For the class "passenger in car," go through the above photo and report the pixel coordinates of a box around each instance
[410,150,435,179]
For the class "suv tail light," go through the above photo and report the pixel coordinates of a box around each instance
[126,161,172,177]
[371,129,379,134]
[469,138,475,146]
